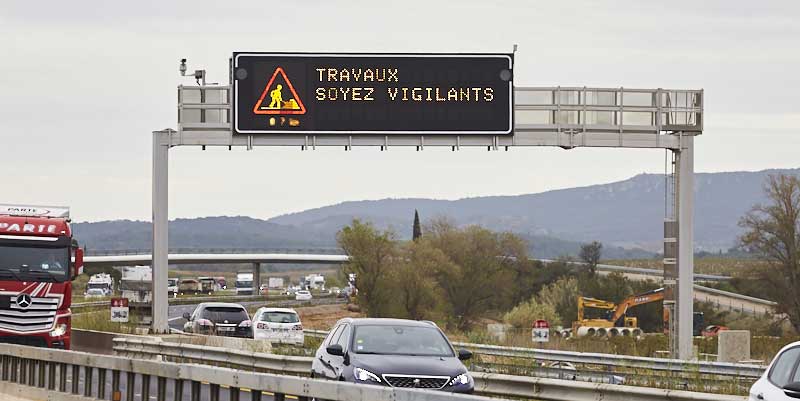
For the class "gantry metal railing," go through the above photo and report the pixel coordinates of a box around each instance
[174,86,702,149]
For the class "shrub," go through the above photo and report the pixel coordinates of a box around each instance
[504,297,561,328]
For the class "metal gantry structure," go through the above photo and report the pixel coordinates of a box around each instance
[153,84,703,359]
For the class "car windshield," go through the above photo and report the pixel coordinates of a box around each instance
[260,311,299,323]
[201,307,248,323]
[352,325,454,357]
[0,244,70,282]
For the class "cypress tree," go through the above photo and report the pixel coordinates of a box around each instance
[412,209,422,241]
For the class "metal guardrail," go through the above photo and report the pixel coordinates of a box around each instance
[111,337,746,401]
[114,337,310,374]
[0,343,491,401]
[303,330,765,379]
[86,247,346,256]
[73,293,344,311]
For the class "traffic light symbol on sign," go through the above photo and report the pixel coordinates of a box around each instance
[253,67,307,115]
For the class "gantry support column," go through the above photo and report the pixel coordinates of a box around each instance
[675,136,695,360]
[151,130,172,334]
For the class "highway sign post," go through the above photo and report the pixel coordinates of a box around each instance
[532,320,550,343]
[232,53,513,135]
[110,298,129,323]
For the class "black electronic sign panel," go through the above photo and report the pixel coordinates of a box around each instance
[232,53,513,135]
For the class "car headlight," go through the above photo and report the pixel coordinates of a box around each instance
[50,323,68,338]
[449,373,470,386]
[354,367,381,383]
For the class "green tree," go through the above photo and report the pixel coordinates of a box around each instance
[424,219,519,330]
[412,209,422,241]
[579,241,603,275]
[391,241,446,320]
[336,220,397,317]
[739,174,800,331]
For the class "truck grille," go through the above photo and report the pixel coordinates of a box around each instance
[382,375,449,389]
[0,296,58,333]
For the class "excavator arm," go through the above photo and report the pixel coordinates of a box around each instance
[577,297,616,321]
[610,287,669,325]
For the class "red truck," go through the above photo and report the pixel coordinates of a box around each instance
[0,204,84,349]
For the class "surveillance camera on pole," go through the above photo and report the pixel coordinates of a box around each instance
[179,58,206,85]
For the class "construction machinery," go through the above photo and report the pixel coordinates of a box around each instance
[567,288,667,338]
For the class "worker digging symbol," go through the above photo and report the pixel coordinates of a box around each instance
[253,67,306,115]
[268,85,283,109]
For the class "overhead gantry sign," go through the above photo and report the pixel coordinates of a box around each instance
[232,53,514,135]
[161,51,703,360]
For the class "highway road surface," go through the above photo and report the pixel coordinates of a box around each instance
[167,297,344,331]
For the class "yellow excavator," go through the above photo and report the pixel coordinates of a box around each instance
[571,288,667,337]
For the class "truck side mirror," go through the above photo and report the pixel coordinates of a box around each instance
[183,312,191,320]
[72,248,84,279]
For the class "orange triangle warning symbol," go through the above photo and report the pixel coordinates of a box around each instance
[253,67,306,115]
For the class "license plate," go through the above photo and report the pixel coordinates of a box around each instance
[217,326,234,332]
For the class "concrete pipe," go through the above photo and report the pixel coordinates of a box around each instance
[562,329,572,339]
[596,328,608,337]
[609,328,620,337]
[632,328,643,337]
[621,328,632,336]
[576,327,595,337]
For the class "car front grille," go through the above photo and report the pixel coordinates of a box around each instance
[382,375,449,389]
[0,296,58,333]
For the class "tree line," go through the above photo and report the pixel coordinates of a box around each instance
[337,217,661,332]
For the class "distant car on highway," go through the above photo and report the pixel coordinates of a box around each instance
[750,341,800,400]
[701,325,729,337]
[182,302,252,338]
[311,318,474,394]
[547,361,577,380]
[252,307,304,345]
[295,290,312,301]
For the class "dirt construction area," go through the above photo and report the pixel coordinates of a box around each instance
[296,304,361,330]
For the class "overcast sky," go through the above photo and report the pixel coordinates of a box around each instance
[2,1,798,223]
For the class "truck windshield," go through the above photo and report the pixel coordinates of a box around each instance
[88,283,110,289]
[0,244,70,282]
[235,281,252,288]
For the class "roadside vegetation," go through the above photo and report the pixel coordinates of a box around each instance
[337,217,664,333]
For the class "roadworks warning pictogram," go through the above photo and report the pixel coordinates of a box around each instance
[253,67,306,115]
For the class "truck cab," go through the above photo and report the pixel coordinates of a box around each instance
[235,272,254,295]
[0,204,83,349]
[85,273,114,297]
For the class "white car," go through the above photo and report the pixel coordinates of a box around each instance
[252,307,304,345]
[750,341,800,400]
[295,290,312,301]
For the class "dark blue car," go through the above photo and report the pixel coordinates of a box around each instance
[311,318,474,393]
